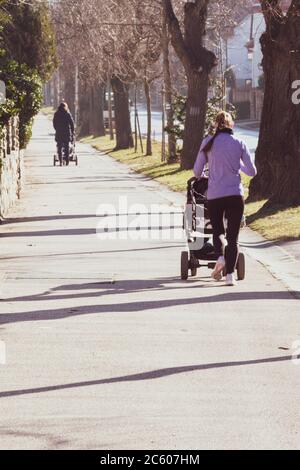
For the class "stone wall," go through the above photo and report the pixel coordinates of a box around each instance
[0,116,23,218]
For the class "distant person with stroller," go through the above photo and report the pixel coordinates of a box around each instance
[194,111,257,286]
[53,102,75,166]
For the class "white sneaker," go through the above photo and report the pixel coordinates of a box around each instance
[211,256,225,281]
[226,273,237,286]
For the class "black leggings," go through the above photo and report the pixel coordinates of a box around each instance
[207,196,244,274]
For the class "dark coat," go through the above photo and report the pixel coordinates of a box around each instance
[53,109,75,143]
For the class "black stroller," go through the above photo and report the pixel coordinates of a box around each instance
[181,177,246,281]
[53,141,78,166]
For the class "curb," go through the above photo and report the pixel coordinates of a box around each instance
[240,228,300,299]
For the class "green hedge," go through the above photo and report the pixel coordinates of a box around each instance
[0,59,43,148]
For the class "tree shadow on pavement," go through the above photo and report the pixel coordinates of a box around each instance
[0,354,296,399]
[2,210,175,225]
[0,244,183,262]
[2,214,99,225]
[28,178,134,186]
[0,225,184,238]
[2,277,213,304]
[0,228,97,237]
[0,290,295,327]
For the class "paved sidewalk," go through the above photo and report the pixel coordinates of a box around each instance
[0,114,299,450]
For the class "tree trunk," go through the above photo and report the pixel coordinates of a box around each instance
[163,0,217,170]
[88,86,94,135]
[53,70,61,109]
[89,83,106,137]
[144,78,152,156]
[111,76,133,150]
[74,64,79,132]
[162,8,177,162]
[107,80,114,140]
[78,84,90,138]
[248,3,300,205]
[181,70,209,170]
[64,74,75,117]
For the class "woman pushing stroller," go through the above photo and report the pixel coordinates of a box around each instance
[194,111,257,286]
[53,102,75,166]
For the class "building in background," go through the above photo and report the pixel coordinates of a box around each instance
[226,1,290,121]
[225,3,264,121]
[227,4,264,90]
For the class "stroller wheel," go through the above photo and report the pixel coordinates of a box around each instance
[237,253,246,281]
[53,155,56,166]
[75,156,78,166]
[181,251,189,280]
[191,267,197,277]
[190,255,198,277]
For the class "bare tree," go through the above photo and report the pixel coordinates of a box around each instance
[52,0,114,137]
[162,6,177,161]
[163,0,217,170]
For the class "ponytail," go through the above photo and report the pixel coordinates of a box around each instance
[203,132,218,155]
[202,110,234,156]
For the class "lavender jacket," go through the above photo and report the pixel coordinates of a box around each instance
[193,131,257,200]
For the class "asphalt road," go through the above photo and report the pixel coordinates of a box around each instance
[0,114,299,450]
[132,109,259,154]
